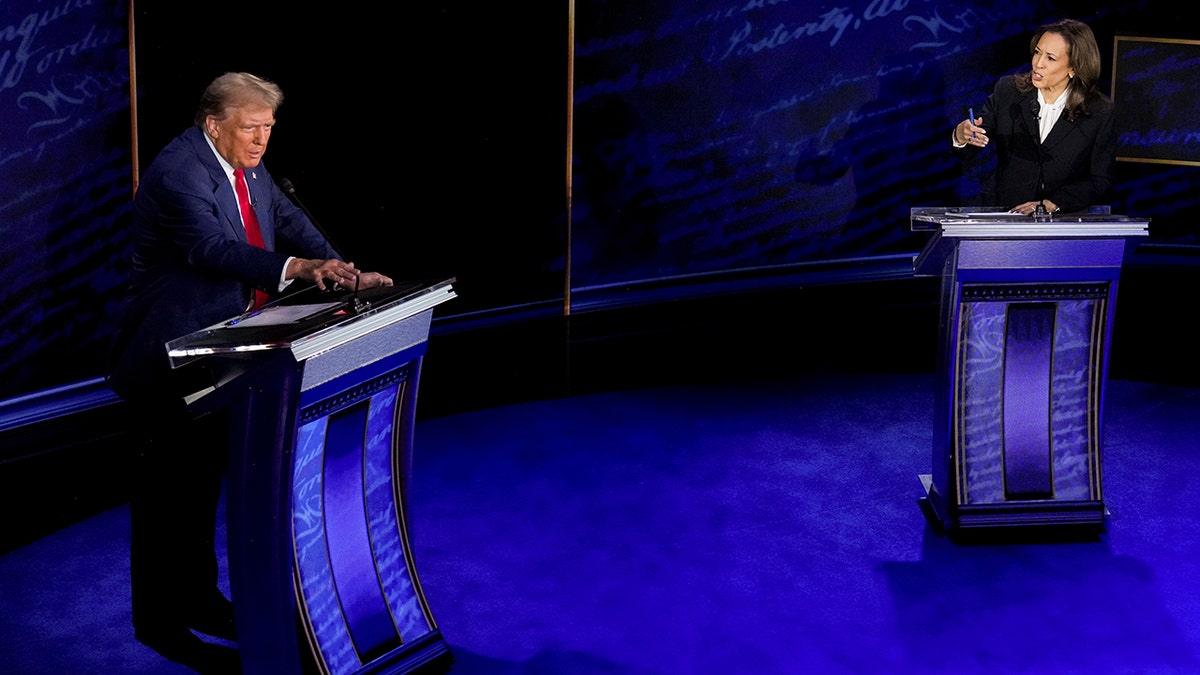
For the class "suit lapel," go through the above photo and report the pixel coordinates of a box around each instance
[1020,90,1074,150]
[1041,116,1074,150]
[1020,92,1040,143]
[214,177,247,244]
[187,127,250,244]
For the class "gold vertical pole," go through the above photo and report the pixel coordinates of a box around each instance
[128,0,139,194]
[564,0,575,316]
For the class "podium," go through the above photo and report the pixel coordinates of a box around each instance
[911,209,1149,533]
[166,279,457,675]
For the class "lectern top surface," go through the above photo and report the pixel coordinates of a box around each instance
[907,205,1152,234]
[909,208,1151,277]
[165,278,456,366]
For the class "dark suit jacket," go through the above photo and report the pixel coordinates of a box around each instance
[108,125,338,400]
[958,74,1116,213]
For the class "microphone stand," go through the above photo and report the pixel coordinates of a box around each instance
[277,177,344,260]
[278,177,369,313]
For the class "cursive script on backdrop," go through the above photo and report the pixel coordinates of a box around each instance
[0,0,133,400]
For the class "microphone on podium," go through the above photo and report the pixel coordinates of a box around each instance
[277,177,344,260]
[278,177,369,310]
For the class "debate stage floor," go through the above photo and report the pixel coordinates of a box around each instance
[3,370,1200,674]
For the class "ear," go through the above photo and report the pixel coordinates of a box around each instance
[205,116,219,138]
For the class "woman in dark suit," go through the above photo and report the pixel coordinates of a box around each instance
[953,18,1115,215]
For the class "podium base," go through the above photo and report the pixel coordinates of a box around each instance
[919,474,1107,540]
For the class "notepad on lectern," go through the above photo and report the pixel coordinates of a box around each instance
[944,211,1024,218]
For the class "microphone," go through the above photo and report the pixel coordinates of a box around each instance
[278,177,368,310]
[1035,150,1047,203]
[277,177,344,260]
[1027,98,1046,201]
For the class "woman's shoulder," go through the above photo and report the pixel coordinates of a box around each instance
[1087,90,1114,110]
[989,73,1027,97]
[1082,93,1114,125]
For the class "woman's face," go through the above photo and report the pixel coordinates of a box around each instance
[1031,32,1075,100]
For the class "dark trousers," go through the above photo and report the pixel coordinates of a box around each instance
[128,395,230,629]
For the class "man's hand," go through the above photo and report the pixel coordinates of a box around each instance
[286,258,394,291]
[356,271,394,289]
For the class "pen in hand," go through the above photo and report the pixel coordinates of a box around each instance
[969,108,976,140]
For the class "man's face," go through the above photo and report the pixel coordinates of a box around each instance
[206,104,275,169]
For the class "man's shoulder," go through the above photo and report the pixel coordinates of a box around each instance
[142,128,217,187]
[150,127,207,164]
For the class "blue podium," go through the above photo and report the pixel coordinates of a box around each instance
[167,279,456,674]
[911,209,1149,532]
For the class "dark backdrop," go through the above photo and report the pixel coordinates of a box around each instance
[129,1,571,315]
[568,0,1197,299]
[1,2,133,401]
[1,0,1195,402]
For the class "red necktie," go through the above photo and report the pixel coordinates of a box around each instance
[233,169,270,310]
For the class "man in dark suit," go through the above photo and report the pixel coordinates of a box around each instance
[952,18,1115,215]
[108,72,391,671]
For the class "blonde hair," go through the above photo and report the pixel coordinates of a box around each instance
[193,72,284,127]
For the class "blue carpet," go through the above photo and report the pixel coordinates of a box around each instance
[3,373,1199,674]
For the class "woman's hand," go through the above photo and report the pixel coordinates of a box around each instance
[955,117,988,147]
[1008,200,1059,216]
